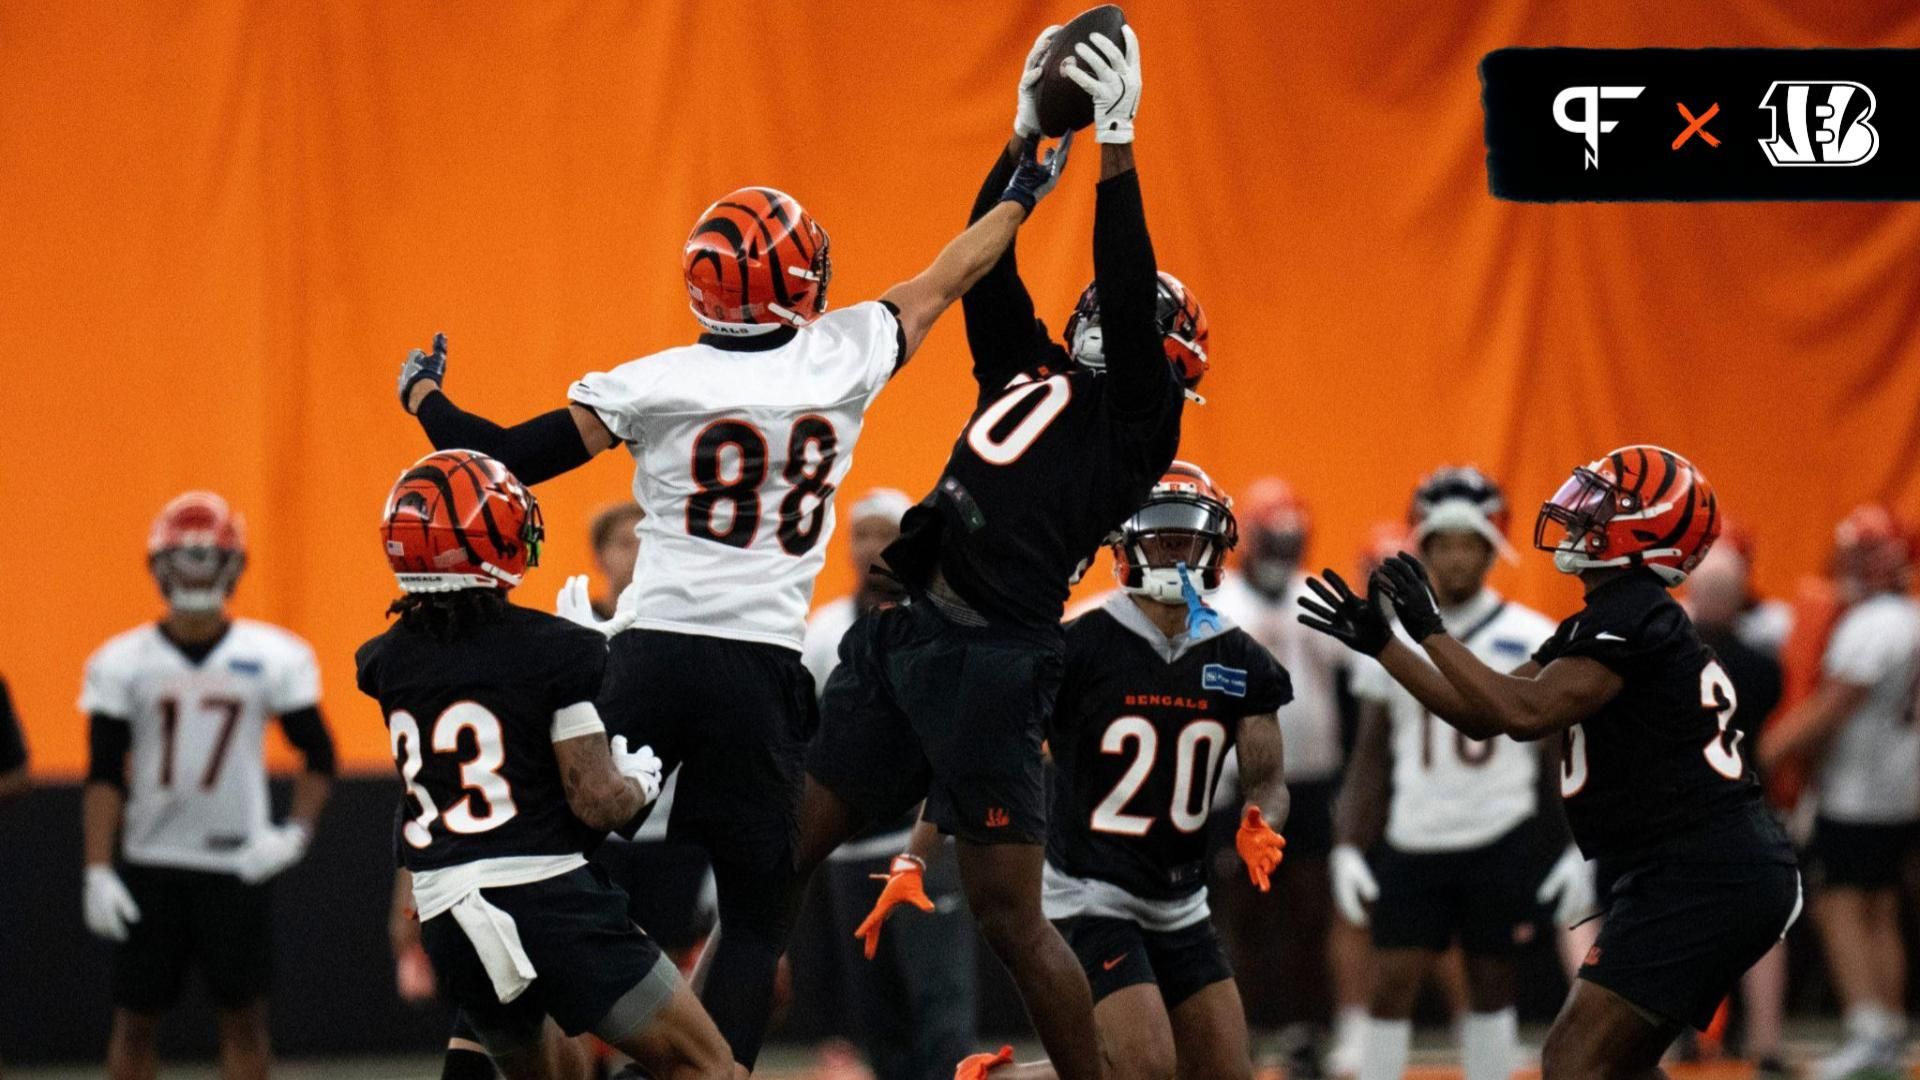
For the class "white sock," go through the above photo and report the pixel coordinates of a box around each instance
[1358,1016,1412,1080]
[1461,1009,1518,1080]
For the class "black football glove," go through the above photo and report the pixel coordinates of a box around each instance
[1375,553,1446,642]
[398,332,448,413]
[1000,132,1074,213]
[1296,569,1393,656]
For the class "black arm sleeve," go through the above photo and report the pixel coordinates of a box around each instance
[279,706,337,777]
[1092,169,1174,420]
[0,678,24,774]
[961,142,1047,393]
[86,713,132,792]
[415,391,594,485]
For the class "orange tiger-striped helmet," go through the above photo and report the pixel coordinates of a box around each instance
[1111,461,1238,601]
[1534,445,1719,586]
[382,450,543,593]
[1066,270,1211,390]
[148,491,248,612]
[683,187,831,335]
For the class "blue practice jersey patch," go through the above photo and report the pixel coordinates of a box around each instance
[1202,663,1247,697]
[228,658,263,676]
[1490,638,1530,658]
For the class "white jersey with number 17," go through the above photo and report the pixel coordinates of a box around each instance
[568,301,904,651]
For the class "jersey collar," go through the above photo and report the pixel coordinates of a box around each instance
[154,620,234,667]
[698,326,798,352]
[1439,588,1502,637]
[1101,591,1239,664]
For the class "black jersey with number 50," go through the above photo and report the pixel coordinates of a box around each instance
[1047,601,1292,901]
[1532,570,1793,866]
[356,604,608,873]
[881,158,1183,633]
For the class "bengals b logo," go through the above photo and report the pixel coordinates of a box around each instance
[1758,81,1879,167]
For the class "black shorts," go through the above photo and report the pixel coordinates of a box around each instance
[806,600,1063,845]
[421,864,675,1046]
[1808,816,1919,890]
[113,862,271,1012]
[1371,822,1548,955]
[1580,859,1802,1031]
[1054,914,1233,1010]
[593,836,714,952]
[597,629,816,861]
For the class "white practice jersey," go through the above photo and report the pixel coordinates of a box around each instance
[1350,590,1556,852]
[1211,571,1347,781]
[79,620,320,873]
[1816,593,1920,824]
[570,302,902,651]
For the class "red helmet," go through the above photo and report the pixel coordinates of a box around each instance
[683,187,831,335]
[1065,271,1210,391]
[1238,477,1309,565]
[1832,504,1913,594]
[382,450,544,593]
[148,491,247,612]
[1110,461,1238,601]
[1535,445,1719,586]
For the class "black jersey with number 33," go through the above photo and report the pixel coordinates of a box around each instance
[356,605,608,873]
[1048,602,1292,901]
[1532,570,1793,865]
[881,153,1183,632]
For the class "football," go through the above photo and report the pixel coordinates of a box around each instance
[1035,4,1129,138]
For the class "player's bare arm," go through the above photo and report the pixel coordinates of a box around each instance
[881,198,1035,364]
[553,731,656,833]
[396,333,615,482]
[1297,568,1502,730]
[1236,712,1290,831]
[1756,677,1871,769]
[1332,703,1391,851]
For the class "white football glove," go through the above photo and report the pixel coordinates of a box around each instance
[1013,26,1062,138]
[556,574,637,639]
[236,821,311,885]
[1061,25,1141,144]
[1330,843,1379,927]
[610,736,663,806]
[83,864,142,942]
[1536,845,1598,926]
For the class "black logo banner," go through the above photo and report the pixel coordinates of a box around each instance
[1482,48,1920,201]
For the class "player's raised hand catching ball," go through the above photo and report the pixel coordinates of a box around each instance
[397,331,448,414]
[1062,25,1141,143]
[1013,25,1062,139]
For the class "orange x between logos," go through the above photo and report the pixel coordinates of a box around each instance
[1673,101,1721,149]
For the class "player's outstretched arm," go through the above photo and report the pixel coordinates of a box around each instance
[1237,712,1290,832]
[1071,28,1168,419]
[1374,554,1621,740]
[1332,704,1389,852]
[881,133,1070,367]
[397,333,615,484]
[1296,567,1497,728]
[555,730,660,832]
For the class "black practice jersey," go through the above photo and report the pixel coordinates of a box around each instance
[882,156,1183,632]
[356,604,608,872]
[1047,603,1292,901]
[1533,571,1792,864]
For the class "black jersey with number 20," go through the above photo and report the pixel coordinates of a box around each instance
[1532,571,1793,865]
[1048,602,1293,901]
[356,605,609,873]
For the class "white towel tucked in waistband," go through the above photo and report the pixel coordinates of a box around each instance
[449,891,538,1003]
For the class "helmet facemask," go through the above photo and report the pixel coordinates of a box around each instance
[151,544,245,613]
[1113,494,1238,604]
[1535,467,1624,575]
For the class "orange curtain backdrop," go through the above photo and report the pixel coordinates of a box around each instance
[3,1,1918,775]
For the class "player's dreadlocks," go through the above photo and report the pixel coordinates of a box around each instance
[386,588,509,641]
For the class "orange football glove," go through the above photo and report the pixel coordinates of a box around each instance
[955,1045,1015,1079]
[854,853,935,960]
[1236,806,1287,892]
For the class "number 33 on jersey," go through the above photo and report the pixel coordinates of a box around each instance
[568,300,906,651]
